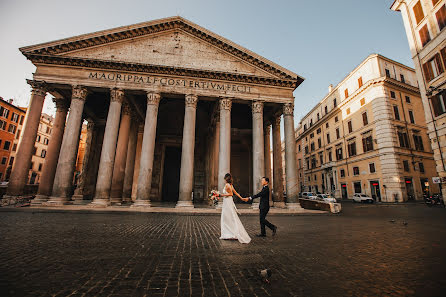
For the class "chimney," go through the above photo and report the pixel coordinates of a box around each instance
[328,84,333,93]
[8,99,13,104]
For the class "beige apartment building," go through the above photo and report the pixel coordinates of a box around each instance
[9,111,53,185]
[391,0,446,202]
[295,54,439,202]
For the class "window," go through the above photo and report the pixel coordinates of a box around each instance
[358,77,363,88]
[306,158,310,169]
[423,54,444,81]
[336,147,343,160]
[432,90,446,116]
[298,144,301,152]
[317,113,320,121]
[405,96,411,103]
[308,175,311,182]
[340,169,345,178]
[336,128,340,139]
[9,156,14,166]
[0,106,10,119]
[19,115,24,125]
[310,133,314,139]
[319,152,323,165]
[344,89,349,98]
[400,74,405,83]
[30,162,33,170]
[12,143,17,152]
[41,149,46,158]
[385,69,391,77]
[8,124,16,134]
[326,133,331,144]
[43,138,49,145]
[317,128,321,134]
[33,146,37,155]
[346,108,351,115]
[3,141,11,151]
[354,182,362,193]
[318,138,321,148]
[328,150,333,162]
[298,159,302,168]
[419,24,431,47]
[310,142,315,151]
[310,119,313,127]
[335,116,339,122]
[333,98,337,108]
[304,124,307,131]
[36,135,41,142]
[362,135,374,152]
[16,129,21,139]
[348,121,353,133]
[413,1,424,24]
[325,106,328,114]
[348,141,357,157]
[362,112,368,126]
[436,4,446,31]
[409,110,415,124]
[0,120,6,130]
[398,130,411,148]
[419,162,425,173]
[413,134,424,151]
[305,146,309,154]
[46,126,50,134]
[353,167,359,176]
[390,91,396,99]
[403,160,410,172]
[360,98,365,106]
[369,163,376,173]
[11,113,19,123]
[393,105,400,120]
[326,122,329,128]
[1,157,6,165]
[311,157,317,169]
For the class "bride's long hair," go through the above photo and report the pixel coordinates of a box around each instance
[224,173,233,184]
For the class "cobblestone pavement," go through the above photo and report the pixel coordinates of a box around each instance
[1,203,446,297]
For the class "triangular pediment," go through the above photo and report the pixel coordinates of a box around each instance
[20,17,303,86]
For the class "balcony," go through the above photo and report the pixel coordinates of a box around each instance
[321,161,337,169]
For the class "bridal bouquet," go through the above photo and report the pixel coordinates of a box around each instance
[208,190,220,206]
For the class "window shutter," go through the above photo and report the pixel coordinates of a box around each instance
[413,1,424,24]
[423,61,433,82]
[431,95,442,116]
[435,53,444,74]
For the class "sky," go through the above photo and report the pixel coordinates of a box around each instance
[0,0,411,123]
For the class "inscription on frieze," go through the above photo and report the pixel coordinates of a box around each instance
[88,71,252,93]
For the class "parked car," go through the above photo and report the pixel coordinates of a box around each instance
[316,194,337,203]
[301,192,315,199]
[352,193,374,203]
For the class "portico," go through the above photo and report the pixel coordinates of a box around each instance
[4,17,304,208]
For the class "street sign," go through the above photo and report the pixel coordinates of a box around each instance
[432,177,441,184]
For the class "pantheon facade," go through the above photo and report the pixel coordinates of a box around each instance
[3,17,304,208]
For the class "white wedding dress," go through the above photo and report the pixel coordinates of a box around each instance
[220,185,251,244]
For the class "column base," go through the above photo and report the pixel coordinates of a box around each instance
[131,199,151,208]
[273,202,287,208]
[251,202,260,209]
[286,202,303,210]
[110,197,123,205]
[88,198,110,208]
[43,196,72,206]
[31,194,49,205]
[71,194,92,205]
[121,197,133,204]
[175,200,194,208]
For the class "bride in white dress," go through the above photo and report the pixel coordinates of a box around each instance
[219,173,251,244]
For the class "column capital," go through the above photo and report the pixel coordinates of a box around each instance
[52,98,69,112]
[27,80,47,97]
[273,115,281,127]
[264,123,271,134]
[283,102,294,116]
[251,101,264,114]
[146,91,161,105]
[72,85,88,101]
[185,94,198,108]
[110,88,124,103]
[122,102,132,115]
[219,97,232,111]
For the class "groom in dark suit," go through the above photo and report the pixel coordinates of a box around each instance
[243,177,277,237]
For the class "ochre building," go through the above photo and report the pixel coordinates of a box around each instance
[295,54,438,202]
[3,17,304,209]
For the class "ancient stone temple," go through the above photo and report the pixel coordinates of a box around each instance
[4,17,304,208]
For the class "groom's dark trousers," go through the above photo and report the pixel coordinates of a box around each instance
[251,185,275,235]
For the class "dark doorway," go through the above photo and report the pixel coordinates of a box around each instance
[370,181,381,202]
[162,146,182,202]
[341,183,348,199]
[405,178,414,201]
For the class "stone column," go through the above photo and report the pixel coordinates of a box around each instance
[213,109,220,189]
[176,94,198,208]
[90,88,124,206]
[251,101,265,208]
[217,98,232,195]
[110,103,132,204]
[33,99,69,204]
[5,80,46,199]
[283,102,302,209]
[122,119,138,203]
[72,119,95,204]
[264,123,273,204]
[272,115,285,208]
[46,86,88,205]
[133,91,161,207]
